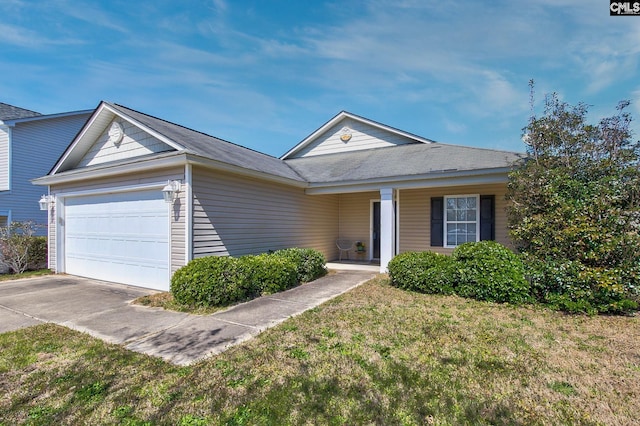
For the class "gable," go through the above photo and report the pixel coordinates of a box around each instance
[77,119,175,168]
[291,117,420,158]
[282,111,432,159]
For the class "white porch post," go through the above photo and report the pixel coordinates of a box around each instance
[379,187,395,273]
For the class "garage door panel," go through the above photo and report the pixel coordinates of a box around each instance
[64,190,169,290]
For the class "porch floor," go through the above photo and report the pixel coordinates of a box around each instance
[326,260,381,272]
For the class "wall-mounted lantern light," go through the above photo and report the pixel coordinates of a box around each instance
[162,180,181,203]
[38,195,55,211]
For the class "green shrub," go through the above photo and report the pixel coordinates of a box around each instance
[171,249,317,308]
[170,256,246,307]
[524,257,639,314]
[507,93,640,315]
[27,236,48,270]
[239,254,298,295]
[388,251,455,294]
[452,241,530,304]
[272,248,327,283]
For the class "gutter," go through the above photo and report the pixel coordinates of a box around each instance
[33,151,309,189]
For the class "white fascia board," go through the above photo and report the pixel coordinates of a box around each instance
[51,102,111,174]
[101,103,184,152]
[185,155,308,188]
[280,111,434,160]
[34,152,187,186]
[281,111,348,159]
[304,168,510,195]
[3,109,93,126]
[35,151,308,189]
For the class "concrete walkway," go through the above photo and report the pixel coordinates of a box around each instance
[0,269,376,365]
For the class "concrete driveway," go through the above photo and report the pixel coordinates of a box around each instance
[0,270,376,365]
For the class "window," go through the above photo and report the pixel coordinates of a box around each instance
[444,195,479,247]
[430,195,494,248]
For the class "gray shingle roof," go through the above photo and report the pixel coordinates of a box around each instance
[0,102,41,121]
[284,143,525,183]
[108,103,305,182]
[104,102,525,186]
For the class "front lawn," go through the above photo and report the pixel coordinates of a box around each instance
[1,275,638,424]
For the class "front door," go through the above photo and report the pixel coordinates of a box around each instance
[371,200,397,260]
[372,201,381,259]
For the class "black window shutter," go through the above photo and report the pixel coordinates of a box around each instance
[431,197,444,247]
[480,195,495,241]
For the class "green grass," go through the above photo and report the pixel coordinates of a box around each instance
[0,269,53,282]
[1,275,639,425]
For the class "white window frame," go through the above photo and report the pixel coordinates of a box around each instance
[444,194,480,248]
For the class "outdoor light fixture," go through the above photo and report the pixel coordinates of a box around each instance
[38,195,55,211]
[162,180,181,203]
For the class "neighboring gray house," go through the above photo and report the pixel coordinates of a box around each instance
[34,101,524,291]
[0,103,92,232]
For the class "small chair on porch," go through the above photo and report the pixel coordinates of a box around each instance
[336,239,354,261]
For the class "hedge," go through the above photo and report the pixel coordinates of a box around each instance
[271,247,327,283]
[524,256,639,314]
[452,241,530,304]
[389,242,530,305]
[170,256,245,308]
[388,251,455,294]
[170,248,327,308]
[240,253,298,296]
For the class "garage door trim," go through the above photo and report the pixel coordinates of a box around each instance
[55,181,170,287]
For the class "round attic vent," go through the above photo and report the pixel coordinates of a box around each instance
[340,127,352,142]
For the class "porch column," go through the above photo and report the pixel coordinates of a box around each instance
[379,187,395,273]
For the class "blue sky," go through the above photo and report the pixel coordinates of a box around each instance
[1,0,638,157]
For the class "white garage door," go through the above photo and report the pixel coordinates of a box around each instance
[64,190,169,290]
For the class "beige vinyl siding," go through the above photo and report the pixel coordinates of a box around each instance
[294,118,418,158]
[50,166,185,273]
[398,183,510,255]
[170,187,186,272]
[192,166,339,260]
[0,127,8,190]
[77,119,173,167]
[337,191,378,247]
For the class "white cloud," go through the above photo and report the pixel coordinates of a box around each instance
[444,119,467,134]
[49,0,129,33]
[0,23,82,47]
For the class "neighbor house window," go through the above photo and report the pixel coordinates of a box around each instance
[444,195,479,247]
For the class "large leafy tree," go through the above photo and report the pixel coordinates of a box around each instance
[507,88,640,313]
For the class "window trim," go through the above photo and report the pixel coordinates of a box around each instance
[443,194,480,248]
